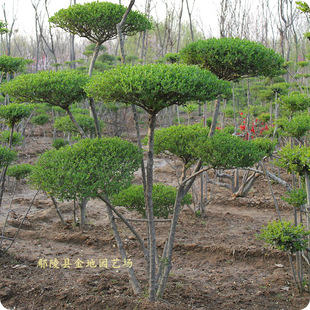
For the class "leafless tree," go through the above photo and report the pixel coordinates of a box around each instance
[70,0,76,69]
[277,0,298,60]
[185,0,195,42]
[2,2,17,56]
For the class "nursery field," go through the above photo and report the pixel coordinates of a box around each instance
[0,122,309,310]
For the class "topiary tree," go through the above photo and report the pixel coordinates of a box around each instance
[31,114,50,126]
[180,38,285,135]
[52,138,69,150]
[152,123,209,167]
[0,20,8,35]
[30,137,142,219]
[7,163,33,181]
[278,92,310,115]
[194,131,271,170]
[276,113,310,139]
[31,114,50,137]
[0,103,33,206]
[0,71,89,137]
[163,52,180,64]
[85,63,231,300]
[0,131,23,147]
[258,220,310,292]
[49,1,152,136]
[30,136,143,293]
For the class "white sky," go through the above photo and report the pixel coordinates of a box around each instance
[0,0,222,37]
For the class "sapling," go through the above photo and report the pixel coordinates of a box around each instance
[258,220,310,292]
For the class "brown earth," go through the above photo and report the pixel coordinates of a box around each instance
[0,123,310,310]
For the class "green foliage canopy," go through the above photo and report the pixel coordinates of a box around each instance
[258,220,310,253]
[7,164,33,181]
[85,64,231,115]
[282,188,307,209]
[0,146,17,168]
[194,132,274,169]
[278,92,310,114]
[276,114,310,138]
[112,183,192,218]
[276,144,310,175]
[0,71,89,111]
[0,55,31,76]
[0,131,23,146]
[0,103,33,127]
[151,124,209,166]
[30,137,142,201]
[49,1,152,44]
[180,38,285,81]
[31,114,50,126]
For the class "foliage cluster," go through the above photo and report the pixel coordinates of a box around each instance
[180,38,285,81]
[7,164,33,181]
[0,146,17,168]
[0,131,23,146]
[277,144,310,175]
[258,220,310,253]
[0,55,32,75]
[112,183,192,218]
[30,137,142,201]
[195,132,274,169]
[0,71,89,110]
[0,103,33,127]
[151,123,209,166]
[49,1,152,44]
[85,64,231,114]
[281,188,307,208]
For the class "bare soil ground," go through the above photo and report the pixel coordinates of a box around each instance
[0,124,310,310]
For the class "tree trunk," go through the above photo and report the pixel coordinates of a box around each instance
[50,195,65,225]
[145,113,158,301]
[131,104,147,191]
[105,205,141,295]
[185,0,195,42]
[78,198,88,226]
[65,108,86,138]
[116,0,135,63]
[156,99,221,297]
[176,0,184,52]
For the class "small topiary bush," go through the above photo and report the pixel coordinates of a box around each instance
[258,220,310,254]
[7,163,33,180]
[0,130,24,146]
[52,138,69,150]
[112,183,192,218]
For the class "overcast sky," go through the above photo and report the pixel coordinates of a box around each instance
[0,0,224,37]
